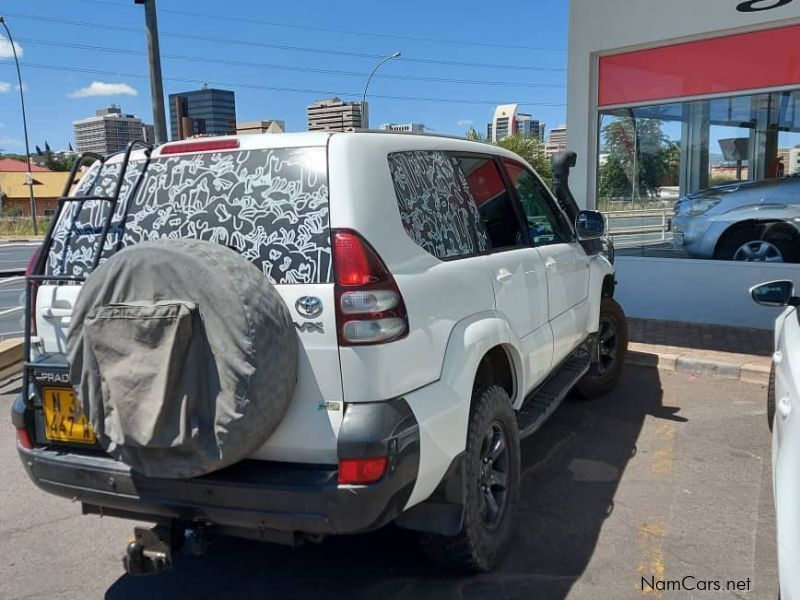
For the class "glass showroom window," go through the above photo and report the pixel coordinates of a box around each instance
[598,89,800,263]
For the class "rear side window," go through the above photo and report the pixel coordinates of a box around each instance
[388,150,489,260]
[46,147,331,284]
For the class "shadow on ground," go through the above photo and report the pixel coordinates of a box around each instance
[106,366,682,600]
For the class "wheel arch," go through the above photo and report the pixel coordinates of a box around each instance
[473,344,518,405]
[713,219,795,259]
[401,313,524,509]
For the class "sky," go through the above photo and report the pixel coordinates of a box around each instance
[0,0,569,152]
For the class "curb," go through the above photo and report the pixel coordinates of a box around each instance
[0,338,23,381]
[627,345,771,386]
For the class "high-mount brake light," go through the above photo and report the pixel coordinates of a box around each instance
[160,138,240,155]
[332,229,408,346]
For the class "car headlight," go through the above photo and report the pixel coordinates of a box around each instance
[675,198,720,216]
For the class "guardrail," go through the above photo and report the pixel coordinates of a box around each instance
[604,207,672,246]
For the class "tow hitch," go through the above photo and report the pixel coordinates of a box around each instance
[123,524,209,575]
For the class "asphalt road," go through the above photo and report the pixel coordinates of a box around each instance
[0,366,778,600]
[0,243,38,342]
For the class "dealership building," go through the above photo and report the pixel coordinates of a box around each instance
[568,0,800,328]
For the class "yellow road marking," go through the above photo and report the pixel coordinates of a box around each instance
[637,521,666,598]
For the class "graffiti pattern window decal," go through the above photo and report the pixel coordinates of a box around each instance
[46,148,331,285]
[388,150,490,259]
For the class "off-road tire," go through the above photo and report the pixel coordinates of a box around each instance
[418,385,520,572]
[768,363,776,432]
[576,297,628,399]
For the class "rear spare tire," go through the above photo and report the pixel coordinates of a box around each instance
[67,239,298,479]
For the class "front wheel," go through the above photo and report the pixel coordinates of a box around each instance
[418,385,520,572]
[576,297,628,399]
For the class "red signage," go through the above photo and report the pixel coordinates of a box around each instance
[598,24,800,107]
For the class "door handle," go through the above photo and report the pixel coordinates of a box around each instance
[496,269,513,283]
[544,257,557,270]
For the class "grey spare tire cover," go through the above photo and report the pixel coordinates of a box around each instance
[66,239,298,479]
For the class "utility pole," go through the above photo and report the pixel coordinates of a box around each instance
[0,17,37,233]
[135,0,167,145]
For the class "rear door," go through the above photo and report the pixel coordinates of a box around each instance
[452,154,554,392]
[36,144,344,464]
[501,159,590,364]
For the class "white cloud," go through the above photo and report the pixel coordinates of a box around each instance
[0,35,22,59]
[69,81,137,98]
[15,83,27,92]
[457,119,474,127]
[0,82,10,93]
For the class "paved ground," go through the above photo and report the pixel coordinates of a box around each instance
[0,243,38,342]
[628,318,773,386]
[0,366,777,600]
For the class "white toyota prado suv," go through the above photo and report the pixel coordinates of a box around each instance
[13,131,627,574]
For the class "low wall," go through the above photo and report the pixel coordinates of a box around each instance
[614,256,796,330]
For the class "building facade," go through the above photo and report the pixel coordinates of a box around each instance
[236,120,286,135]
[568,0,800,329]
[307,98,367,132]
[487,104,544,142]
[0,169,74,217]
[169,87,236,140]
[73,106,151,155]
[379,122,425,133]
[545,126,567,157]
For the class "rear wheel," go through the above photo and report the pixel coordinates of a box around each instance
[576,297,628,399]
[418,385,520,572]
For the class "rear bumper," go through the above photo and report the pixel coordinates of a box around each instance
[14,397,420,539]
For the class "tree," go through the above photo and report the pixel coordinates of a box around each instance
[495,134,552,185]
[598,117,678,202]
[465,127,484,141]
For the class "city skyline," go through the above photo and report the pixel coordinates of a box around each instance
[0,0,568,151]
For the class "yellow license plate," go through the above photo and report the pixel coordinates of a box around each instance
[42,388,96,444]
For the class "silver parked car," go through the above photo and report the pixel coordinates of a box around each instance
[672,174,800,263]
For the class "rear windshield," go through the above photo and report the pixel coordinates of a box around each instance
[46,147,331,285]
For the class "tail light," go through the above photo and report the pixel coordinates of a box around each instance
[16,426,34,450]
[24,246,42,337]
[338,457,388,485]
[332,230,408,346]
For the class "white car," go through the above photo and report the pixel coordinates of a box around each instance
[752,279,800,598]
[13,132,626,574]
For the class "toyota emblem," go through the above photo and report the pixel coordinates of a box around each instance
[295,296,323,319]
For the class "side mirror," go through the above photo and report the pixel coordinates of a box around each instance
[576,210,605,241]
[750,280,798,307]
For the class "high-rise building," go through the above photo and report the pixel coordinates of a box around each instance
[487,104,544,142]
[142,123,155,145]
[169,86,236,140]
[236,120,286,135]
[73,106,152,155]
[307,98,367,132]
[379,122,425,133]
[545,126,568,157]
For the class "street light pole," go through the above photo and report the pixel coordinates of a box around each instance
[361,51,401,130]
[134,0,167,145]
[0,16,37,234]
